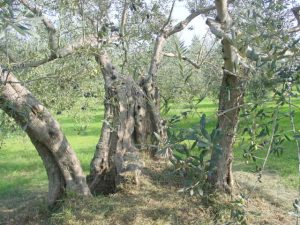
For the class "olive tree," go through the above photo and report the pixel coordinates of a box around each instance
[0,0,218,204]
[205,0,300,192]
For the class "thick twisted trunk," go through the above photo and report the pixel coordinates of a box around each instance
[140,78,168,156]
[88,52,167,194]
[139,35,168,156]
[207,38,245,192]
[143,35,166,109]
[0,68,90,206]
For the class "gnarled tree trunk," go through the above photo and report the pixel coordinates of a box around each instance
[0,68,90,206]
[87,52,167,194]
[207,0,245,192]
[139,35,168,155]
[208,71,244,192]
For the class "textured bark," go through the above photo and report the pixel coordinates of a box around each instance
[0,68,90,206]
[87,52,169,194]
[207,0,245,192]
[142,36,165,108]
[139,4,221,155]
[208,70,244,192]
[140,35,169,156]
[88,3,220,194]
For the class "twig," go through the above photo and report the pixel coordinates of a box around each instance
[163,52,201,69]
[287,82,300,224]
[161,0,176,32]
[147,2,223,81]
[250,105,279,194]
[3,1,117,69]
[261,106,279,172]
[289,6,300,33]
[20,0,58,54]
[120,0,129,73]
[217,102,258,116]
[4,75,61,84]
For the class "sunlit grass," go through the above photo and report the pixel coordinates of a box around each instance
[0,97,299,203]
[166,98,300,188]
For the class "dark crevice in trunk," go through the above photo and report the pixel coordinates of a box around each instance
[208,73,245,192]
[88,52,167,194]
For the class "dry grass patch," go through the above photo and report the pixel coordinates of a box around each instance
[0,157,297,225]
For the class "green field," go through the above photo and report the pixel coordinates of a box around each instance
[0,100,300,224]
[0,98,299,203]
[168,99,300,189]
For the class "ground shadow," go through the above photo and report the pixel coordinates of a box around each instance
[0,189,48,225]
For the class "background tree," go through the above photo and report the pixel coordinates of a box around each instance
[206,0,300,192]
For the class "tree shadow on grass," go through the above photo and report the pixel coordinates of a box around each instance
[0,189,48,225]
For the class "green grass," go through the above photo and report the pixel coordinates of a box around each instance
[234,100,300,188]
[167,98,300,188]
[1,98,299,225]
[0,98,299,203]
[0,105,103,201]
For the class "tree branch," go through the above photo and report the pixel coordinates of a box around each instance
[293,6,300,25]
[15,0,97,68]
[120,0,129,72]
[10,0,121,70]
[165,4,216,37]
[206,15,300,65]
[56,35,99,57]
[19,0,58,54]
[206,18,233,43]
[6,35,118,69]
[245,45,299,62]
[163,52,201,69]
[214,0,231,25]
[289,6,300,33]
[147,2,222,80]
[161,0,176,32]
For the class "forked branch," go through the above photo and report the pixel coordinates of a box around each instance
[20,0,58,54]
[290,6,300,33]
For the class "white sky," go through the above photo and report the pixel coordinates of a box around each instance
[171,0,300,45]
[171,1,208,46]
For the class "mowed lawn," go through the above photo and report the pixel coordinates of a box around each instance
[0,98,299,203]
